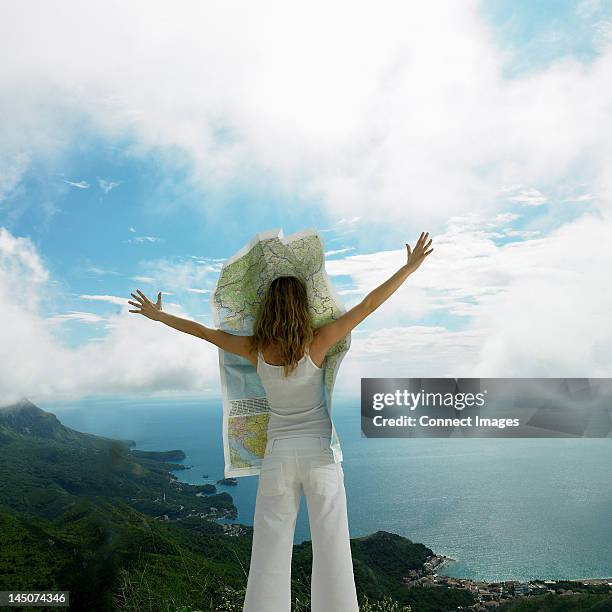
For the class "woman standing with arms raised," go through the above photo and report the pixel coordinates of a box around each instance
[128,231,433,612]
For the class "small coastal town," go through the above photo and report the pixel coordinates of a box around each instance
[148,471,612,605]
[138,461,612,605]
[402,553,612,609]
[146,472,248,536]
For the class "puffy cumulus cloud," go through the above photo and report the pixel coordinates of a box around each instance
[469,211,612,377]
[2,207,611,402]
[2,0,612,398]
[2,0,612,226]
[0,227,64,404]
[324,209,612,384]
[0,227,219,406]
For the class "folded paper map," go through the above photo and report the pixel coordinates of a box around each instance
[210,227,351,477]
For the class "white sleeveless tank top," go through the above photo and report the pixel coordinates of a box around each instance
[257,347,333,441]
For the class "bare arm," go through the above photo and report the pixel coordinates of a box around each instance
[313,232,433,357]
[127,289,253,358]
[157,310,208,340]
[363,264,414,313]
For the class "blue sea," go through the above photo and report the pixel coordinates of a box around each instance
[45,395,612,583]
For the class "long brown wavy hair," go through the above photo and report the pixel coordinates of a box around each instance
[249,275,316,377]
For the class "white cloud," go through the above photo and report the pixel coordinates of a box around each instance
[2,206,612,403]
[576,0,601,20]
[127,236,162,244]
[1,1,612,401]
[85,266,120,276]
[561,193,596,202]
[0,150,30,202]
[133,257,219,296]
[1,0,611,225]
[504,188,548,206]
[46,311,107,324]
[129,275,155,283]
[325,209,612,383]
[0,226,49,306]
[336,217,362,226]
[503,229,541,238]
[63,179,90,189]
[494,212,520,223]
[79,294,129,306]
[186,288,209,294]
[98,178,121,193]
[0,227,219,405]
[325,247,356,257]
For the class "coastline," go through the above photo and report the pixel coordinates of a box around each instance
[48,399,612,583]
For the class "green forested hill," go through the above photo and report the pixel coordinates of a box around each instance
[1,398,474,610]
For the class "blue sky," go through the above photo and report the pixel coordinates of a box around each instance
[1,0,611,404]
[482,0,612,76]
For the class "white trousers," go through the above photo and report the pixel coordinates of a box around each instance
[242,435,359,612]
